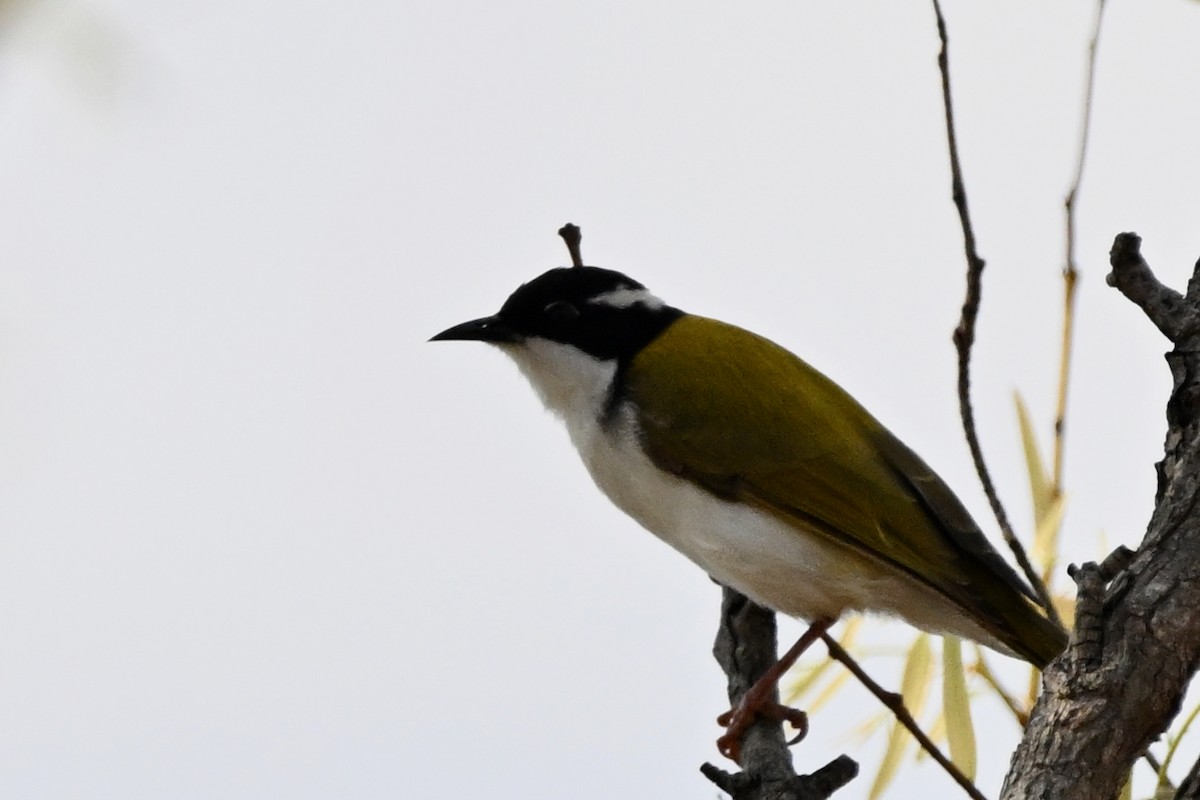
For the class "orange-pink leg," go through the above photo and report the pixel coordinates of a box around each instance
[716,617,834,762]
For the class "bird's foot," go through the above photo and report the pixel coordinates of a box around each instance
[713,616,834,763]
[716,696,809,763]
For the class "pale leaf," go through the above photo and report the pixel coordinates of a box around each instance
[915,712,946,762]
[808,669,853,714]
[1015,391,1053,521]
[941,636,977,781]
[869,634,933,799]
[784,617,861,704]
[1032,494,1067,573]
[783,653,835,706]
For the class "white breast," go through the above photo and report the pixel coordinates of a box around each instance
[579,403,872,621]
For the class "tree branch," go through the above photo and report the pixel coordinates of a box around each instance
[1106,233,1190,341]
[701,588,857,800]
[1001,236,1200,799]
[822,635,986,800]
[558,222,585,268]
[930,0,1060,626]
[1055,0,1108,493]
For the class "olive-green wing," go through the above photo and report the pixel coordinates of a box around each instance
[625,315,1061,664]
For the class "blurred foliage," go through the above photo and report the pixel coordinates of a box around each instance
[868,634,932,799]
[0,0,129,104]
[0,0,41,43]
[942,637,976,781]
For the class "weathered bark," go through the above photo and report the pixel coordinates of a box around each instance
[701,587,858,800]
[1001,233,1200,799]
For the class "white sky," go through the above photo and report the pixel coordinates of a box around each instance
[1,0,1198,798]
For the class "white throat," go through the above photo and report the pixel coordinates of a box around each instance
[499,338,617,423]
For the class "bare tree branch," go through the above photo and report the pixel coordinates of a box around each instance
[822,635,986,800]
[1106,233,1189,340]
[558,222,585,267]
[1055,0,1108,492]
[930,0,1060,627]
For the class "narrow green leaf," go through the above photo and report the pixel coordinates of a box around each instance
[808,669,852,714]
[1015,391,1052,521]
[915,712,945,762]
[853,709,890,741]
[869,634,933,799]
[783,653,835,706]
[869,720,911,797]
[941,636,977,781]
[1031,493,1067,576]
[784,617,861,704]
[900,633,935,710]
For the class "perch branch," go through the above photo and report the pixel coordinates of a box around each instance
[701,588,857,800]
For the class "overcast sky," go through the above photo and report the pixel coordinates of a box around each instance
[2,0,1199,798]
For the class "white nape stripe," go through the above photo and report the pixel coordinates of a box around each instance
[588,288,665,310]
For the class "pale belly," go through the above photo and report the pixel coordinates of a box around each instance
[570,407,1008,653]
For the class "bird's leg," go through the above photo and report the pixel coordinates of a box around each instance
[716,617,834,763]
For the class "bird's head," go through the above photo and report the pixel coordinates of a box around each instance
[431,266,682,415]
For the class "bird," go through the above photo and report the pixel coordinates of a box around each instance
[430,242,1066,758]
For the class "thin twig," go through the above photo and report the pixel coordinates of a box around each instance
[970,649,1029,726]
[558,223,585,267]
[930,0,1061,628]
[1106,232,1187,341]
[1055,0,1108,500]
[822,634,987,800]
[1141,749,1166,788]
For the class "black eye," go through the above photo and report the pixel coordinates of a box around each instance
[544,301,580,324]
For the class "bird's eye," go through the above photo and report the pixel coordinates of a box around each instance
[544,301,580,324]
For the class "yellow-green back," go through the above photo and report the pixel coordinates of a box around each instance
[625,315,1065,667]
